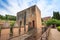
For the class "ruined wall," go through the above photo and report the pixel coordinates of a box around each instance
[17,5,42,36]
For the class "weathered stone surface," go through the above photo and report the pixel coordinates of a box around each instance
[17,5,42,38]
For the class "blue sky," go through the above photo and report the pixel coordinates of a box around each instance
[0,0,60,17]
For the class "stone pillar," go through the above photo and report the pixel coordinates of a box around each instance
[21,27,24,35]
[25,24,28,32]
[19,21,21,35]
[24,26,26,33]
[24,12,26,33]
[19,27,21,35]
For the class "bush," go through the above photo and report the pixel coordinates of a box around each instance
[10,21,15,35]
[56,20,60,26]
[46,19,57,26]
[42,22,45,25]
[57,26,60,31]
[10,21,15,27]
[46,19,60,27]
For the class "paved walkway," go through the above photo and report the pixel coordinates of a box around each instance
[10,29,35,40]
[10,34,32,40]
[48,29,60,40]
[7,28,60,40]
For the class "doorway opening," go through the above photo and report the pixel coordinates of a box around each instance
[32,20,35,28]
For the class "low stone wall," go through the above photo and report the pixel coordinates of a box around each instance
[1,27,24,40]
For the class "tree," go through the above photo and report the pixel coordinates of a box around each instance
[0,15,2,19]
[53,11,60,20]
[5,15,16,21]
[0,14,16,21]
[0,15,4,20]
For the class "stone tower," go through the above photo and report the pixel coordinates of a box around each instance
[17,5,42,38]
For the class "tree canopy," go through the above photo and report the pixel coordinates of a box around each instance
[53,11,60,20]
[0,14,16,21]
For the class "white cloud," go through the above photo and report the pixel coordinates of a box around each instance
[0,0,60,17]
[37,0,60,17]
[0,10,8,16]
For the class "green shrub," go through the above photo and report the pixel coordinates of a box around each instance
[46,19,57,26]
[10,21,15,35]
[46,19,60,27]
[56,20,60,26]
[42,22,45,25]
[10,21,15,27]
[57,26,60,31]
